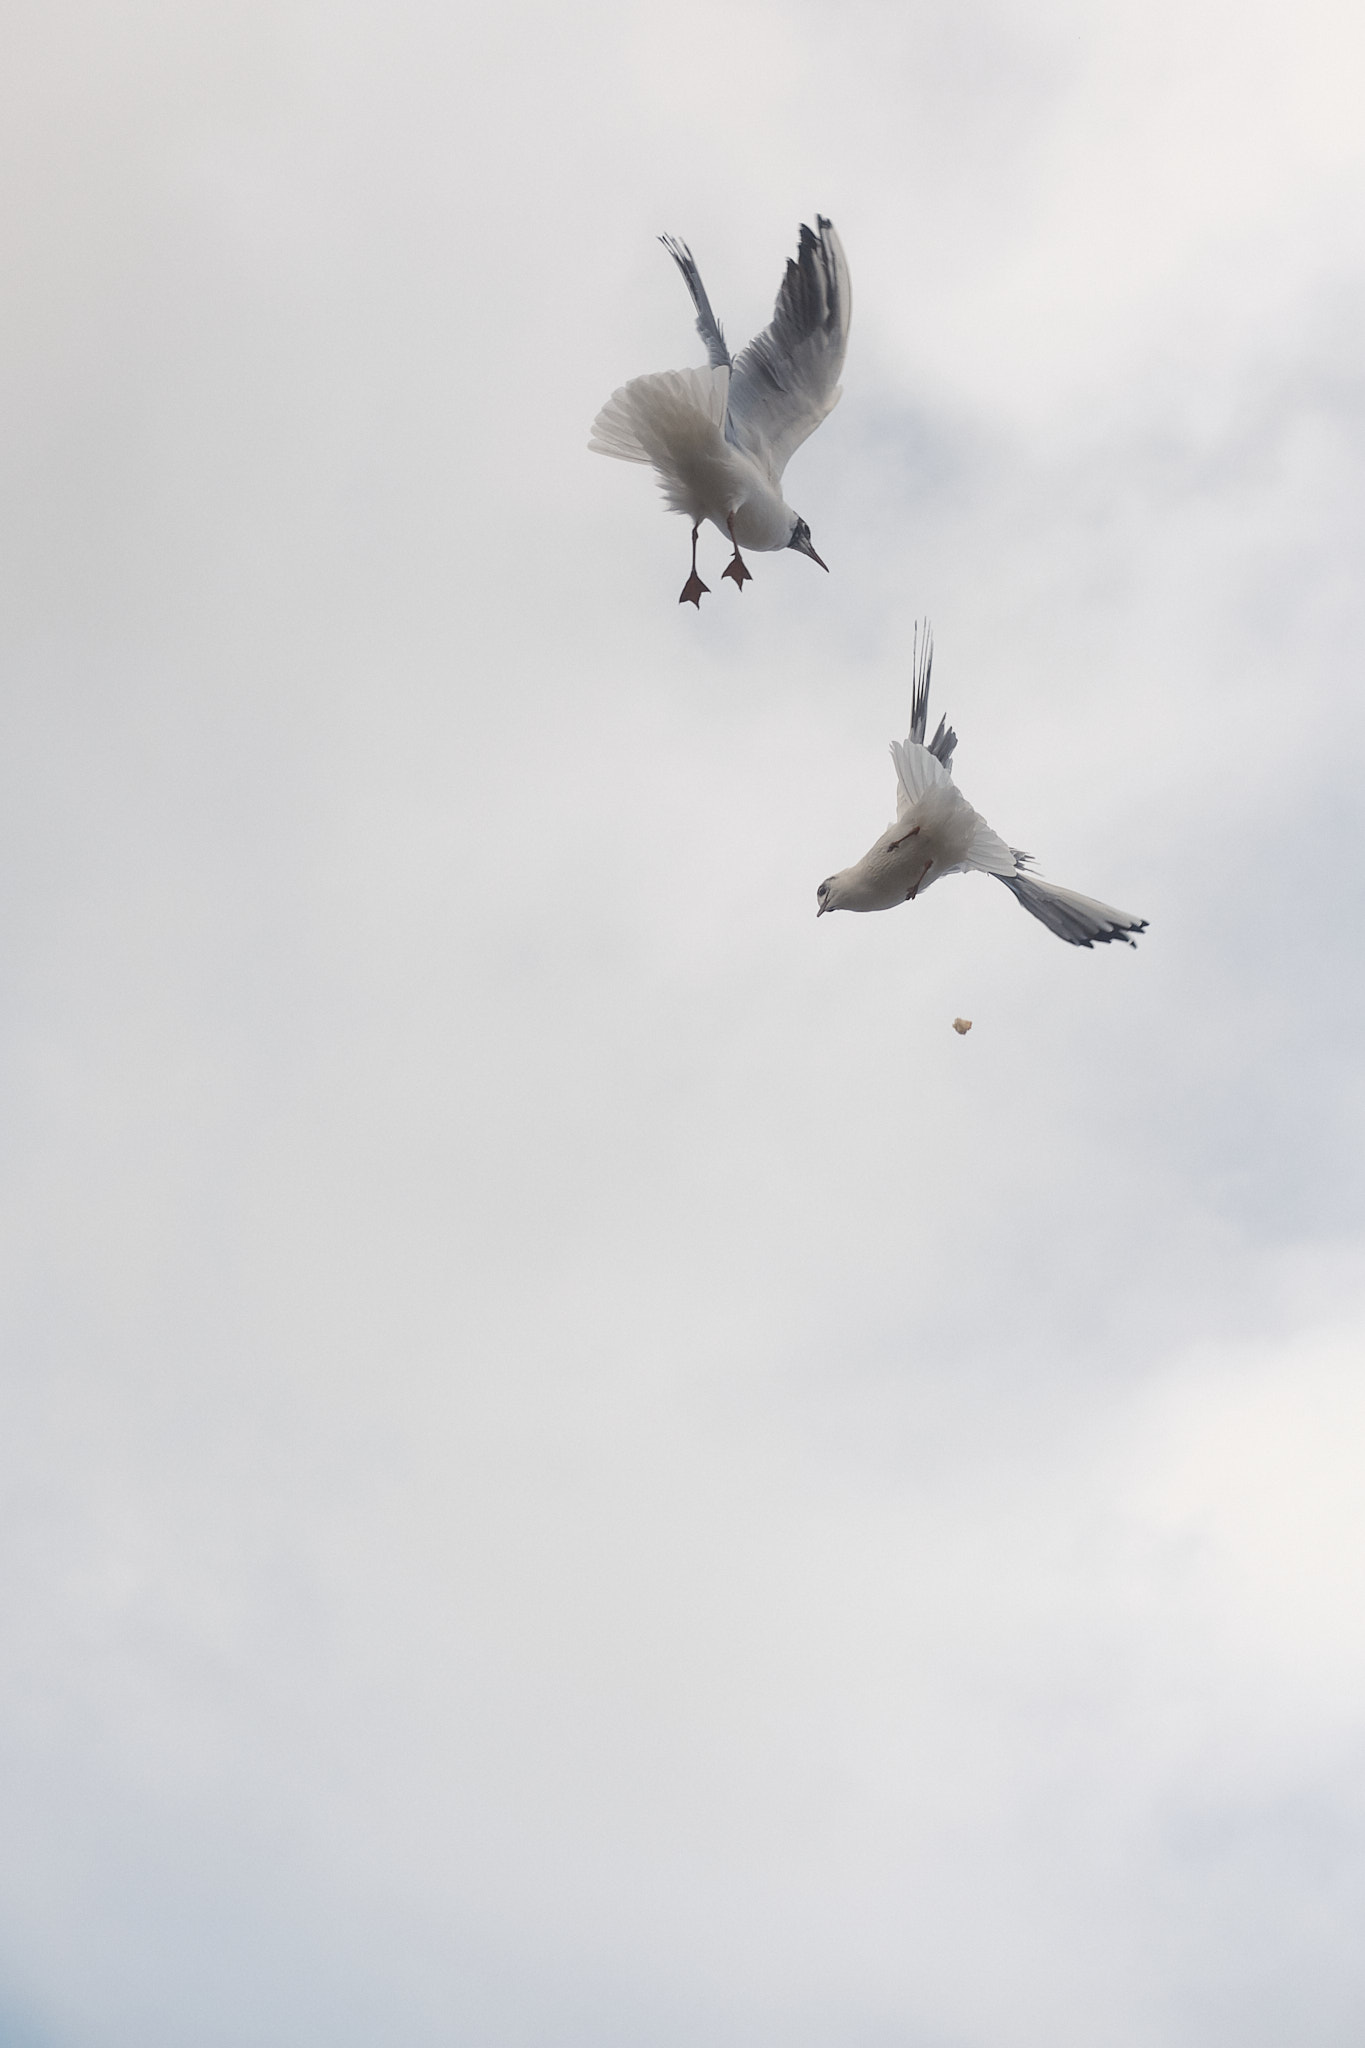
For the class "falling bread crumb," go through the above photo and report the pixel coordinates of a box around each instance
[952,1018,972,1035]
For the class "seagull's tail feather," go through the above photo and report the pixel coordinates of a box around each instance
[890,738,1013,871]
[890,734,953,814]
[995,872,1148,948]
[589,367,732,515]
[588,385,660,465]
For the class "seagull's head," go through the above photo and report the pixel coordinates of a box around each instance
[787,517,828,571]
[816,875,842,916]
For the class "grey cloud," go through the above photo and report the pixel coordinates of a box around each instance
[3,0,1365,2043]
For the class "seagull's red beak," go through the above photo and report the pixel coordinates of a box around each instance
[788,529,828,571]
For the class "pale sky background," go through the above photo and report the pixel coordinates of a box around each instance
[2,1,1365,2043]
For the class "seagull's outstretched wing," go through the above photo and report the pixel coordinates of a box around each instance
[995,873,1148,948]
[659,237,732,370]
[726,217,850,482]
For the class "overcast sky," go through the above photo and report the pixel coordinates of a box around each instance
[3,2,1365,2043]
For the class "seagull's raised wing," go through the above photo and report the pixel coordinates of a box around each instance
[907,626,957,772]
[726,217,850,483]
[659,237,732,370]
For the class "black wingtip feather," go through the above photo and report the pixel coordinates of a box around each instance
[909,620,935,746]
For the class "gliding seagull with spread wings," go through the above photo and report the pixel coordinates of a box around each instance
[817,632,1149,949]
[590,218,850,605]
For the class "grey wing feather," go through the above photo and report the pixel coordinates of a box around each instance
[659,236,731,370]
[727,216,850,480]
[928,717,958,770]
[995,872,1148,948]
[908,624,958,771]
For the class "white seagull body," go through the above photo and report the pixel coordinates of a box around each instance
[817,634,1148,949]
[589,218,850,605]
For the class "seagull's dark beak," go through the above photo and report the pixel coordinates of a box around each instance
[788,530,828,571]
[816,902,828,915]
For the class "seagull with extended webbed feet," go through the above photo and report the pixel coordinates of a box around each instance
[589,218,849,606]
[817,630,1149,949]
